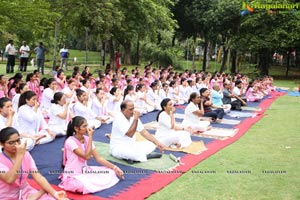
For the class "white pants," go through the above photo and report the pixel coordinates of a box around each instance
[87,119,101,129]
[110,141,156,162]
[157,130,192,148]
[49,124,67,136]
[38,129,55,144]
[190,121,211,132]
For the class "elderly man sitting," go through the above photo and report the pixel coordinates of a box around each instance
[110,100,164,163]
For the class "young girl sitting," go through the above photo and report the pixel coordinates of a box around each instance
[59,116,123,194]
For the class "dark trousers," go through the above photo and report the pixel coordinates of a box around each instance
[204,108,225,120]
[20,57,29,71]
[6,55,15,73]
[230,100,242,110]
[37,58,45,74]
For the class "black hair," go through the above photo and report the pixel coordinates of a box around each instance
[0,97,11,108]
[16,83,27,93]
[75,89,85,98]
[150,81,158,88]
[8,78,22,96]
[180,78,186,84]
[57,70,64,77]
[40,77,48,87]
[126,78,132,85]
[123,85,134,100]
[246,80,254,93]
[188,92,198,103]
[26,73,34,82]
[135,83,144,92]
[110,87,118,95]
[169,81,176,87]
[8,73,22,82]
[0,127,19,144]
[18,91,36,108]
[81,78,89,86]
[156,98,171,121]
[120,100,130,111]
[51,92,64,104]
[235,80,242,86]
[199,88,208,96]
[95,88,103,95]
[45,78,56,89]
[66,116,86,139]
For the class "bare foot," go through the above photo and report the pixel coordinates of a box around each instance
[34,135,46,144]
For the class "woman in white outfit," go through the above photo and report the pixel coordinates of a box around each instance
[73,89,101,129]
[91,88,113,124]
[17,91,55,144]
[62,78,76,103]
[0,97,35,151]
[155,98,192,148]
[146,81,161,110]
[12,83,29,111]
[106,87,123,118]
[40,78,57,117]
[182,92,211,133]
[48,92,72,136]
[135,84,155,114]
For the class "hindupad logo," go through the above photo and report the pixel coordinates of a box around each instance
[241,2,300,16]
[240,2,254,16]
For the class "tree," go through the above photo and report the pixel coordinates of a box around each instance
[111,0,177,66]
[0,0,58,47]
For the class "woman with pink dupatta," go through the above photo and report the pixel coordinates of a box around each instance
[59,116,124,194]
[0,127,68,200]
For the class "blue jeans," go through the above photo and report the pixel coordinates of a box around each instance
[37,58,45,74]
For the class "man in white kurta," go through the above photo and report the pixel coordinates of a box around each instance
[110,100,164,162]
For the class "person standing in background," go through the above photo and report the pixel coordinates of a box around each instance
[19,41,30,72]
[5,40,17,74]
[60,44,69,71]
[34,42,48,75]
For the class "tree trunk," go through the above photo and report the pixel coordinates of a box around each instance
[108,38,115,71]
[172,35,176,47]
[202,36,208,71]
[123,42,131,65]
[220,46,228,72]
[101,41,106,67]
[135,36,140,65]
[286,51,290,77]
[258,48,269,75]
[230,49,237,74]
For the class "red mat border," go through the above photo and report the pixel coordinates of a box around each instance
[28,91,285,200]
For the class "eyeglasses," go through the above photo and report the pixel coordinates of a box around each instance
[5,138,21,145]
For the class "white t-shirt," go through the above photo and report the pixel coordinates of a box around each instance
[5,44,16,55]
[41,88,55,111]
[182,102,200,125]
[73,101,96,120]
[110,112,144,149]
[155,111,172,138]
[48,103,66,125]
[106,95,122,114]
[19,45,30,58]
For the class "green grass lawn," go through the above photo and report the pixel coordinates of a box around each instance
[147,87,300,200]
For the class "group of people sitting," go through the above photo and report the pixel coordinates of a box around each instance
[0,65,275,198]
